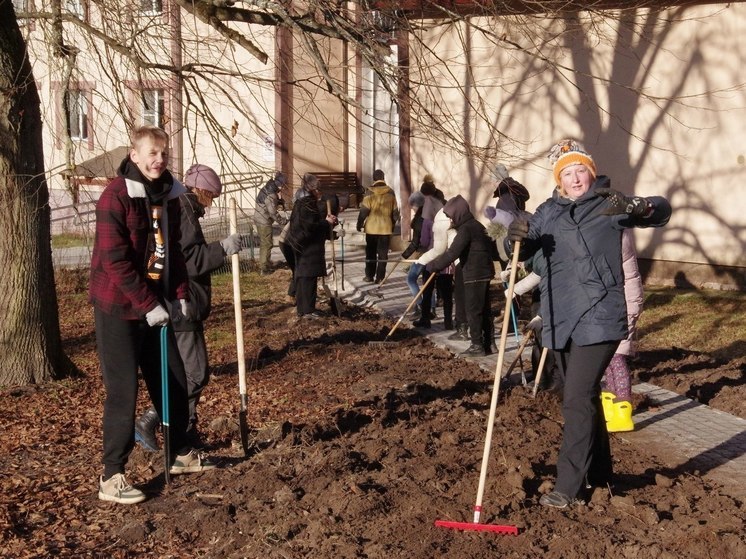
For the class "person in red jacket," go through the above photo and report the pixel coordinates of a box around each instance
[89,126,215,505]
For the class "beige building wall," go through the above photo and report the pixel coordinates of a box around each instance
[24,2,279,215]
[404,4,746,288]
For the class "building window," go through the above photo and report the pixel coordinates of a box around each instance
[141,89,164,128]
[140,0,162,15]
[13,0,28,13]
[65,0,84,18]
[66,90,89,141]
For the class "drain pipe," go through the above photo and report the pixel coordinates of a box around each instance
[169,4,183,176]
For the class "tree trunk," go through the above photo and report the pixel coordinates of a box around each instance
[0,7,72,387]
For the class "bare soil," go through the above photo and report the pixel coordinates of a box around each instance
[1,268,744,558]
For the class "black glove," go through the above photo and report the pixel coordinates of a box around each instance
[507,218,529,242]
[596,187,651,217]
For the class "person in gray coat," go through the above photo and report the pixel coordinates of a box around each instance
[253,171,288,275]
[507,139,672,509]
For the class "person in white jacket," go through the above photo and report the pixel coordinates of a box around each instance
[416,208,457,330]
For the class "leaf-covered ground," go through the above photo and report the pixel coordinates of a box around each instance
[1,268,744,558]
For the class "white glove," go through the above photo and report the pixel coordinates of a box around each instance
[220,233,242,256]
[499,269,512,282]
[336,227,346,238]
[171,299,192,323]
[145,304,170,327]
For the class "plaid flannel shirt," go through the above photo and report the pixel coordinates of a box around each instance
[89,175,189,319]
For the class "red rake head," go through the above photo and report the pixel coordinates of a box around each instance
[434,520,518,535]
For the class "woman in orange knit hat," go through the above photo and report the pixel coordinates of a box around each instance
[507,139,672,509]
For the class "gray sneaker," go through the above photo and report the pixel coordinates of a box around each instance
[169,450,217,474]
[98,474,146,504]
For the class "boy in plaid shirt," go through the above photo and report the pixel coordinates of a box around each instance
[90,126,215,504]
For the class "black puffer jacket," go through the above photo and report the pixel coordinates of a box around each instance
[516,175,671,349]
[173,192,227,331]
[426,195,496,282]
[286,196,332,278]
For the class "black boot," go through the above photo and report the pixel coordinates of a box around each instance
[135,407,161,452]
[460,344,486,357]
[448,323,469,341]
[483,321,497,354]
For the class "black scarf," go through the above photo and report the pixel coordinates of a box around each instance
[117,157,174,205]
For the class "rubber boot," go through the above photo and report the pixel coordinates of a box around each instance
[135,407,161,451]
[607,400,635,433]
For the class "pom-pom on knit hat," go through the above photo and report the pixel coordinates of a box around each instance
[491,163,510,181]
[548,139,596,186]
[184,164,222,196]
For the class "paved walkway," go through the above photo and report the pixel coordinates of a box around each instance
[326,220,746,498]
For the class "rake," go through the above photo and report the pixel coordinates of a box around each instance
[369,272,436,347]
[435,241,521,535]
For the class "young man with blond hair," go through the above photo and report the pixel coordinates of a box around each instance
[90,126,215,504]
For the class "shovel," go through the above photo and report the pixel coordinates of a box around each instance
[531,347,550,399]
[229,198,250,456]
[159,326,171,485]
[339,220,346,290]
[325,200,344,316]
[369,272,436,347]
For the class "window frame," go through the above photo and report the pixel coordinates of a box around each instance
[140,88,165,129]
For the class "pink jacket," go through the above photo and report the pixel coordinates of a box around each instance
[618,229,644,356]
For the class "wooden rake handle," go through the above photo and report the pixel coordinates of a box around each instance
[383,271,437,341]
[472,240,521,524]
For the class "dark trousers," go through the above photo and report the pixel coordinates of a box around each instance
[174,326,209,432]
[419,269,436,317]
[464,279,492,346]
[95,308,190,478]
[553,339,618,498]
[436,273,454,327]
[453,264,466,325]
[295,276,318,315]
[364,234,391,282]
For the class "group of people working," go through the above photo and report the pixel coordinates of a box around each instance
[90,125,671,512]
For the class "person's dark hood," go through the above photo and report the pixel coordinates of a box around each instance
[443,194,473,228]
[257,177,281,205]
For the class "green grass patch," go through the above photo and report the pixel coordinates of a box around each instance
[638,287,745,356]
[52,233,92,249]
